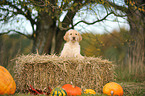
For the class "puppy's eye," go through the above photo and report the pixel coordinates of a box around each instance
[75,33,77,35]
[70,33,72,35]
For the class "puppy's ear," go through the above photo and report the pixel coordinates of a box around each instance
[78,33,82,42]
[64,32,69,42]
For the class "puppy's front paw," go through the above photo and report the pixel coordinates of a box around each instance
[77,55,84,59]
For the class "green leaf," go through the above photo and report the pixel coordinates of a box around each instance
[64,0,67,3]
[74,3,78,7]
[71,7,74,10]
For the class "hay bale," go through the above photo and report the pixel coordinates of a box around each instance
[14,54,115,93]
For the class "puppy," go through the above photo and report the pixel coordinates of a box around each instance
[60,29,84,58]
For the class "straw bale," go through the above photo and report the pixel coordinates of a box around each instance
[14,54,115,93]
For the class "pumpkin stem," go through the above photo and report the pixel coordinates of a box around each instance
[111,91,114,96]
[72,85,75,88]
[71,81,76,88]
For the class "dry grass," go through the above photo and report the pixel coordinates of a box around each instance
[120,81,145,95]
[14,54,115,93]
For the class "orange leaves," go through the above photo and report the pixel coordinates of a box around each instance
[80,33,103,57]
[127,0,145,12]
[80,28,130,59]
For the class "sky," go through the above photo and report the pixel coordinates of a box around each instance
[6,14,129,34]
[20,8,130,35]
[74,16,130,34]
[73,2,130,34]
[0,0,130,35]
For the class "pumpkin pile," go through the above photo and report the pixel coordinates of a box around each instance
[28,84,98,96]
[0,66,16,95]
[27,82,124,96]
[28,84,83,96]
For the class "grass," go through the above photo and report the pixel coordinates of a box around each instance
[3,93,107,96]
[2,81,145,96]
[115,65,145,82]
[114,65,145,96]
[120,82,145,96]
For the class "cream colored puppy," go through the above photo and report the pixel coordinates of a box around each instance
[60,29,84,58]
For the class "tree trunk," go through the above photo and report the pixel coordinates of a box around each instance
[55,29,66,54]
[0,36,4,66]
[127,1,145,74]
[32,12,57,54]
[31,1,81,55]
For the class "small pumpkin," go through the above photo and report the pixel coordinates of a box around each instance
[62,84,82,96]
[50,87,67,96]
[103,82,123,96]
[84,89,96,94]
[0,66,16,95]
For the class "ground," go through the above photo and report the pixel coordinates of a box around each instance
[120,81,145,96]
[3,81,145,96]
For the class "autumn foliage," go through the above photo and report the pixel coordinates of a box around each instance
[80,28,130,63]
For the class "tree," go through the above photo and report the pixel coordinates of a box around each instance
[107,0,145,74]
[0,34,32,67]
[80,33,103,57]
[0,0,114,55]
[1,0,144,74]
[81,28,130,64]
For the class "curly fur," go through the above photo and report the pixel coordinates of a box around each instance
[60,29,84,58]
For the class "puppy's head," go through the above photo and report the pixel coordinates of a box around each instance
[64,30,82,43]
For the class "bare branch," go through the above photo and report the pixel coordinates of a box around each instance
[3,1,36,27]
[73,12,113,26]
[107,1,128,13]
[62,0,88,31]
[0,30,32,39]
[0,1,37,35]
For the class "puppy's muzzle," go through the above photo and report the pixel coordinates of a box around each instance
[72,37,75,40]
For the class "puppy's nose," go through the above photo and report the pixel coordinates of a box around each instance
[73,37,75,40]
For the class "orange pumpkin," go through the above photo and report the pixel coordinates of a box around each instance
[0,66,16,95]
[103,82,123,96]
[62,84,82,96]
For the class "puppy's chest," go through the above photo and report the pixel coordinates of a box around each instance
[65,43,80,52]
